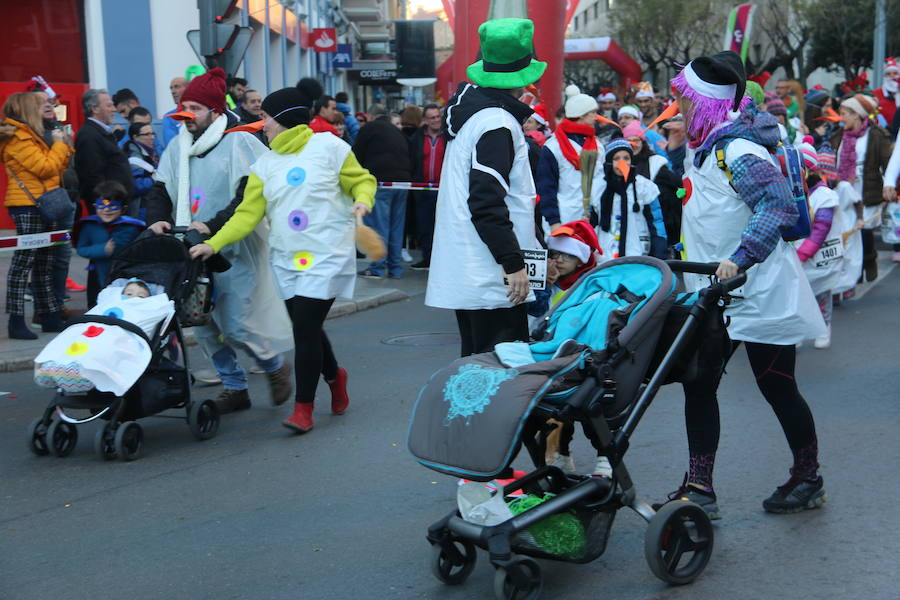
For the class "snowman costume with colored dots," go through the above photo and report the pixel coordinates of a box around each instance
[155,114,293,361]
[251,131,360,300]
[34,283,175,396]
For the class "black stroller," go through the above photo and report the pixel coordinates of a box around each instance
[27,229,228,461]
[407,257,745,599]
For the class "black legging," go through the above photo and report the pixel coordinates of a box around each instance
[284,296,339,403]
[682,342,819,489]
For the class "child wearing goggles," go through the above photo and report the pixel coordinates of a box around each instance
[75,181,145,307]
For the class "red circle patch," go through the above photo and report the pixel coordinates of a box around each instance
[83,326,105,338]
[682,177,693,205]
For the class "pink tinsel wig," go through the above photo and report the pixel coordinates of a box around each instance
[671,69,752,147]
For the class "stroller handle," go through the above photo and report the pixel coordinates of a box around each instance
[665,260,746,293]
[170,226,191,235]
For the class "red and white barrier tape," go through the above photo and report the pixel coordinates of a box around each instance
[0,230,71,252]
[377,181,440,191]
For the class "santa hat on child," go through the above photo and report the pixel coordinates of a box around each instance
[548,220,601,263]
[564,84,599,118]
[531,103,550,126]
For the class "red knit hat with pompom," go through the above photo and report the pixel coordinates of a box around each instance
[180,68,227,114]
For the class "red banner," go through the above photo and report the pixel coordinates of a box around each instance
[725,4,755,62]
[311,28,337,52]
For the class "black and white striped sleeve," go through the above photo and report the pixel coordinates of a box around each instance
[467,127,524,274]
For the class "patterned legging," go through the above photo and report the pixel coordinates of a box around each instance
[6,207,60,316]
[682,342,820,489]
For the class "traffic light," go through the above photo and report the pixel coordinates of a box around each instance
[198,0,240,55]
[187,0,252,77]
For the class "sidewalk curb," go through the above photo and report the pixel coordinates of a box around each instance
[0,288,409,373]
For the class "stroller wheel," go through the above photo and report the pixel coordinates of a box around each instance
[114,421,143,461]
[644,500,714,585]
[428,539,476,585]
[94,425,117,460]
[188,400,220,441]
[493,557,542,600]
[27,418,50,456]
[46,420,78,457]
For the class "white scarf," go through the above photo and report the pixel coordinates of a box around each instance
[174,114,228,226]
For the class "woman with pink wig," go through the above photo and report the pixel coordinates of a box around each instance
[656,51,828,519]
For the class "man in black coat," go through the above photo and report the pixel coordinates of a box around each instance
[74,89,134,212]
[352,104,412,278]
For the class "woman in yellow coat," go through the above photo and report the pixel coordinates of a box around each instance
[0,92,72,338]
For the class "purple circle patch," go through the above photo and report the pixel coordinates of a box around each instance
[288,210,309,232]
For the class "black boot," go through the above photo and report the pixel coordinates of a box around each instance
[40,311,67,333]
[8,314,38,340]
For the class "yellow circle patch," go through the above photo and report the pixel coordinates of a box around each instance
[66,342,89,356]
[293,251,314,271]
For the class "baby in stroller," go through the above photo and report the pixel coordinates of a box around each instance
[27,230,225,462]
[34,277,175,396]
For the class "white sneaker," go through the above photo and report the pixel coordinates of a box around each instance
[549,452,576,472]
[592,456,613,478]
[401,248,413,263]
[813,325,831,349]
[194,369,222,386]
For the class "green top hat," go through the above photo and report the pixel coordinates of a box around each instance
[466,18,547,89]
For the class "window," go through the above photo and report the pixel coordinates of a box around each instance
[593,2,599,19]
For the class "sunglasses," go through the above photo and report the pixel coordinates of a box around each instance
[94,198,123,211]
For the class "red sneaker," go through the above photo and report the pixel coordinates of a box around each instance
[282,402,314,433]
[329,367,349,415]
[66,277,86,292]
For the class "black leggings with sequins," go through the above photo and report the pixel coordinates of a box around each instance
[683,342,820,483]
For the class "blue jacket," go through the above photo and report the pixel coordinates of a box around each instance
[336,101,360,143]
[75,215,145,285]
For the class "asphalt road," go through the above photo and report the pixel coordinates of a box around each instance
[1,273,898,600]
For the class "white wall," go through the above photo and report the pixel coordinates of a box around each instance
[83,0,108,88]
[149,0,201,116]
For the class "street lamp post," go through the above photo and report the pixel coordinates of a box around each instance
[874,0,887,89]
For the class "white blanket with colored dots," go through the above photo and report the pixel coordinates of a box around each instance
[34,286,175,396]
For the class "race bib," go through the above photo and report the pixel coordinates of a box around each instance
[812,238,843,269]
[523,249,547,290]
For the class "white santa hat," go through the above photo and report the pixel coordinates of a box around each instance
[548,235,590,263]
[547,221,600,263]
[617,105,642,119]
[564,84,599,118]
[635,83,655,99]
[597,92,617,102]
